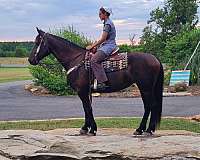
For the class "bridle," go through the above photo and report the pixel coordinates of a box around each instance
[35,32,49,64]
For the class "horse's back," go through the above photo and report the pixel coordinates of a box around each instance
[127,52,161,67]
[126,52,162,83]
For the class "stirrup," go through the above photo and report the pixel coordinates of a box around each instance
[92,79,110,90]
[93,79,98,90]
[97,83,109,89]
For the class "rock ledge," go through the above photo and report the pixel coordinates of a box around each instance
[0,128,199,160]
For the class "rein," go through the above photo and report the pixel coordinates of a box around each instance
[65,51,88,75]
[39,50,84,67]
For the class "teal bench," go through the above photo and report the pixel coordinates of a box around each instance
[169,70,191,86]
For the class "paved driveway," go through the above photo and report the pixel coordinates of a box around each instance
[0,81,199,121]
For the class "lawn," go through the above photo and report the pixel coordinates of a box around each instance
[0,67,33,83]
[0,118,199,133]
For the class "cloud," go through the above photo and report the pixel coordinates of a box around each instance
[113,19,128,26]
[114,19,146,28]
[95,18,146,41]
[96,18,146,30]
[0,0,195,42]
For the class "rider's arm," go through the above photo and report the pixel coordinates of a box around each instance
[91,24,111,48]
[91,32,108,48]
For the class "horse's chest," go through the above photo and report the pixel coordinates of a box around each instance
[68,70,88,88]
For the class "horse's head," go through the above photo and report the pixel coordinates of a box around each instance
[28,28,50,65]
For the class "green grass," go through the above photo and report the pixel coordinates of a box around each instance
[0,67,33,83]
[0,118,199,133]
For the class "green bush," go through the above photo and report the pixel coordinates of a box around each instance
[164,69,171,86]
[119,44,132,53]
[29,57,74,95]
[29,26,91,95]
[119,44,144,53]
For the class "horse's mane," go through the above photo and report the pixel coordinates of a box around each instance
[49,33,86,51]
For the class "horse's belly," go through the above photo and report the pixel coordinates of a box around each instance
[93,69,134,93]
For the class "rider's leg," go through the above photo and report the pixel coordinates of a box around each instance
[91,50,109,87]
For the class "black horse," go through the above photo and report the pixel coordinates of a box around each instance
[28,28,164,136]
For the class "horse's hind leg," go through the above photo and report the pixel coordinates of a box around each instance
[146,65,163,135]
[134,90,151,135]
[145,94,157,135]
[136,86,158,135]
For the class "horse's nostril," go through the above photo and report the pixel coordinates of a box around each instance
[28,58,35,65]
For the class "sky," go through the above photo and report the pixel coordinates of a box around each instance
[0,0,199,44]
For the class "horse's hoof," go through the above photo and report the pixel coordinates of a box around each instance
[87,133,96,136]
[87,131,96,136]
[133,130,143,135]
[143,131,153,136]
[80,129,88,135]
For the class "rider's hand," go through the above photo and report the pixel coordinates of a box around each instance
[86,45,93,50]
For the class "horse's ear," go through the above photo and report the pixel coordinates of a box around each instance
[36,27,40,34]
[36,27,45,36]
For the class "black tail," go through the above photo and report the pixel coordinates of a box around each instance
[155,62,164,128]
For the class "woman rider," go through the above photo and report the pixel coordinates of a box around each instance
[86,7,117,89]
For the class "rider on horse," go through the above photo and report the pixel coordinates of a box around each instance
[86,7,117,89]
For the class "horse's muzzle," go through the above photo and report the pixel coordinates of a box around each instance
[28,58,39,65]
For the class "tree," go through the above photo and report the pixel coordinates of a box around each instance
[163,28,200,84]
[148,0,198,36]
[0,48,4,57]
[141,0,199,59]
[129,33,136,46]
[0,42,34,57]
[15,47,27,57]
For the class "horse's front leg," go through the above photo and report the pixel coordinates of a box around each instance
[78,92,97,136]
[79,104,90,135]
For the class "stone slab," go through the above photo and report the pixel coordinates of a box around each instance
[0,129,199,160]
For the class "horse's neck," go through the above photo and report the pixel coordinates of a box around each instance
[48,37,85,70]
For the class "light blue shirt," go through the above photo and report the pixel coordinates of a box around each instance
[98,18,117,55]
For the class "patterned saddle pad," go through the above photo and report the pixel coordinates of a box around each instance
[85,52,128,73]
